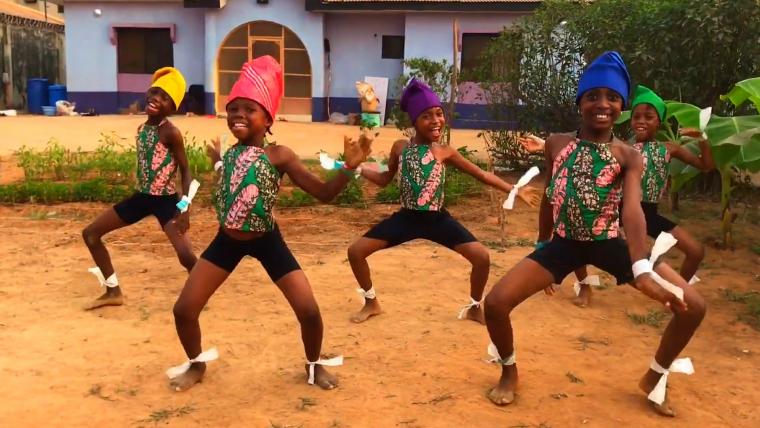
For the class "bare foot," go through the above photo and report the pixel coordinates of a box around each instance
[464,305,486,325]
[487,364,518,406]
[573,284,592,308]
[639,369,675,417]
[169,362,206,392]
[350,298,382,323]
[304,364,339,390]
[83,287,124,310]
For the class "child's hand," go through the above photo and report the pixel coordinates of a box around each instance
[635,273,688,314]
[206,137,222,163]
[517,185,541,207]
[678,127,703,139]
[343,133,374,168]
[517,135,545,153]
[173,211,190,235]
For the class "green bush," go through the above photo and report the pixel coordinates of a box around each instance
[375,180,400,204]
[0,179,132,204]
[277,189,317,208]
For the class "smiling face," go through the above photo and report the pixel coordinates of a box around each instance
[631,103,661,142]
[414,106,446,143]
[225,98,272,142]
[144,87,174,117]
[578,88,623,136]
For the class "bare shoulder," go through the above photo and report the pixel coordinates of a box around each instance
[611,138,641,169]
[265,144,296,166]
[159,121,183,144]
[544,133,575,159]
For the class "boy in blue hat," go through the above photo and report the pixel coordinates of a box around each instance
[482,52,706,417]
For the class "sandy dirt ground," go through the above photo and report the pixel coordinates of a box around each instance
[0,192,759,427]
[0,115,488,158]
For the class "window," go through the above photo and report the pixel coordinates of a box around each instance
[381,35,404,59]
[57,5,64,14]
[117,28,174,74]
[460,33,500,77]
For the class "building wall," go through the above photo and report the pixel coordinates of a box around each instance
[203,0,326,119]
[0,21,65,110]
[324,13,405,116]
[65,1,205,113]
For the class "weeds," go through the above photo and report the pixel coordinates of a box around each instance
[722,289,760,330]
[137,406,195,424]
[627,309,670,328]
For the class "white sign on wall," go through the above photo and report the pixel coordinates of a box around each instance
[364,76,389,125]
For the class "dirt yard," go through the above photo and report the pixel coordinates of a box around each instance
[0,115,488,158]
[0,116,759,427]
[0,195,758,427]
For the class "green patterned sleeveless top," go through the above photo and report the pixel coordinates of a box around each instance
[135,120,177,195]
[547,140,623,241]
[633,141,670,203]
[399,143,445,211]
[214,144,280,232]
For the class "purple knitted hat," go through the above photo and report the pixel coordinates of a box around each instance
[400,78,442,124]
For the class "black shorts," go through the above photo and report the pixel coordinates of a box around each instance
[620,201,677,238]
[363,208,477,249]
[113,192,178,228]
[527,236,635,285]
[200,225,301,281]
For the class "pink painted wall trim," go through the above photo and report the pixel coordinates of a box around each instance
[109,23,177,45]
[117,73,153,93]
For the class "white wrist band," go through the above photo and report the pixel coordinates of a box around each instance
[214,160,223,172]
[632,259,652,278]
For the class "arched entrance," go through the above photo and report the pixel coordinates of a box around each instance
[216,21,312,120]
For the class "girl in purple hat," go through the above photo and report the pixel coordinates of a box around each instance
[482,52,706,417]
[346,78,540,325]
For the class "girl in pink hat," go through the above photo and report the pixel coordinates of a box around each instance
[347,78,540,325]
[167,56,371,392]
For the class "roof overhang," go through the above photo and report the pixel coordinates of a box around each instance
[305,0,542,12]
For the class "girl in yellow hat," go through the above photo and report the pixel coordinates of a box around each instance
[81,67,198,310]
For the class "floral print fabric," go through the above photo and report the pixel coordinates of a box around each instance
[399,143,445,211]
[547,140,623,241]
[135,121,177,195]
[214,144,280,232]
[633,141,670,203]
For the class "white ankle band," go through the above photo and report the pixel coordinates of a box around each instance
[88,267,119,288]
[487,342,516,366]
[356,287,376,299]
[647,357,694,405]
[307,355,344,385]
[458,297,483,319]
[573,275,600,296]
[166,347,219,379]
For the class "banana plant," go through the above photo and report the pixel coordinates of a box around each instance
[616,77,760,247]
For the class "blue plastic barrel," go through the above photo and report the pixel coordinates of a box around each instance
[48,85,68,107]
[27,78,49,114]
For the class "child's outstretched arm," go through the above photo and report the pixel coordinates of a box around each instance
[668,128,715,172]
[280,136,371,203]
[164,126,192,233]
[359,139,403,187]
[443,146,541,207]
[620,145,687,312]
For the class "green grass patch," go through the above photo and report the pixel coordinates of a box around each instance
[722,289,760,330]
[627,309,670,328]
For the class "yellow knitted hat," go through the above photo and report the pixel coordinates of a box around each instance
[150,67,186,111]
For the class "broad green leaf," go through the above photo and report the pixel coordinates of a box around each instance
[616,110,631,124]
[720,77,760,113]
[704,115,760,146]
[664,102,701,128]
[669,141,701,192]
[740,133,760,163]
[710,144,742,168]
